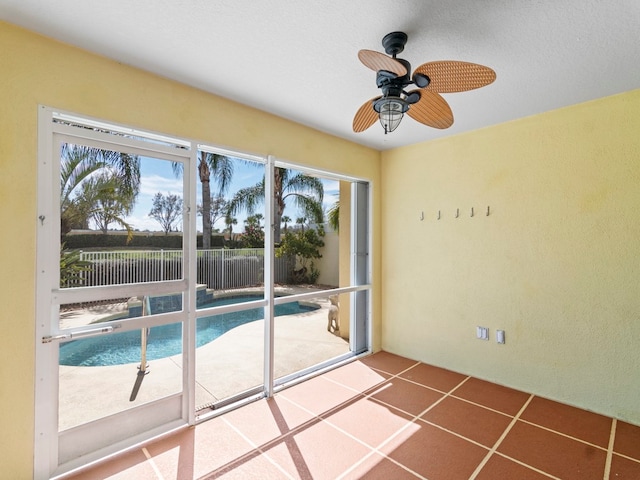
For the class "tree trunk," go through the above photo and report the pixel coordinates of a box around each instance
[273,168,285,243]
[199,156,211,249]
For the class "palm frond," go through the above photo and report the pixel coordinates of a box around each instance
[327,201,340,232]
[171,161,184,178]
[284,173,324,203]
[207,154,234,196]
[289,193,325,224]
[227,182,265,216]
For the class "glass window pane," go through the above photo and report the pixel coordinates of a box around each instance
[60,145,185,288]
[195,154,265,305]
[195,307,264,410]
[273,293,350,381]
[194,152,267,409]
[58,322,183,431]
[59,291,184,330]
[271,170,351,384]
[272,166,333,287]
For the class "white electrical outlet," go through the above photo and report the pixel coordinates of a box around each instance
[476,326,489,340]
[496,330,506,344]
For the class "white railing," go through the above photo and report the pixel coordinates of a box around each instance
[79,249,293,289]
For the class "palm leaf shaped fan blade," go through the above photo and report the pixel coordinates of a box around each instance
[414,60,496,93]
[358,50,407,76]
[353,96,381,132]
[406,90,454,129]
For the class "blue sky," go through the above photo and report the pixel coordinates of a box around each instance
[124,156,339,233]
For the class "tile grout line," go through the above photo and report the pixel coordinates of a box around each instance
[603,418,617,480]
[365,361,421,379]
[335,449,428,480]
[613,451,640,464]
[491,452,561,480]
[322,372,389,396]
[142,447,165,480]
[221,416,298,480]
[416,417,496,451]
[467,394,535,480]
[355,375,472,427]
[274,393,389,464]
[517,418,610,452]
[447,393,520,418]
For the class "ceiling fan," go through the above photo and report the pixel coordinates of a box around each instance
[353,31,496,134]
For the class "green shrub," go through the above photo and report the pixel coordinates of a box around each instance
[59,245,92,288]
[276,226,324,284]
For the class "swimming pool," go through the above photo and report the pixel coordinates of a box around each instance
[59,295,319,367]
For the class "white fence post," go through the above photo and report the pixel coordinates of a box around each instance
[160,249,164,282]
[221,248,225,290]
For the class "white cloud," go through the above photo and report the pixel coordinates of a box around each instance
[139,174,183,197]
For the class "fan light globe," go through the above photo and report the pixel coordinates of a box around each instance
[374,97,409,134]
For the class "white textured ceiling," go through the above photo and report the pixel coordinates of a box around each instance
[1,0,639,150]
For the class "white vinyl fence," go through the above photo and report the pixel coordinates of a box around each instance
[79,249,293,289]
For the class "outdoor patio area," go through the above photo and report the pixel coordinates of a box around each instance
[59,286,350,430]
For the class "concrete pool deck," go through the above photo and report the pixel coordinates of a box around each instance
[58,286,349,431]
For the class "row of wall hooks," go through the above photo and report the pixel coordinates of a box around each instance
[420,206,490,221]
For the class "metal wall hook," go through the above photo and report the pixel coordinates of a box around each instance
[455,208,459,218]
[420,211,424,221]
[486,206,490,216]
[470,207,474,217]
[437,210,441,220]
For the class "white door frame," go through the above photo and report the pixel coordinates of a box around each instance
[34,107,196,478]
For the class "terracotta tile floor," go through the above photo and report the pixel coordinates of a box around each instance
[67,351,640,479]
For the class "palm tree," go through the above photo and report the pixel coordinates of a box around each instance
[281,215,292,232]
[227,167,324,243]
[246,213,264,226]
[296,216,307,233]
[60,144,140,236]
[172,152,234,249]
[199,153,233,248]
[224,215,238,243]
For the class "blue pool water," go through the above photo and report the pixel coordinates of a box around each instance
[59,295,318,367]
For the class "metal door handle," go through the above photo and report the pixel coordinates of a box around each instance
[42,325,119,343]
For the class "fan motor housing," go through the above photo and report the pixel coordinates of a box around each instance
[382,31,408,56]
[376,57,411,96]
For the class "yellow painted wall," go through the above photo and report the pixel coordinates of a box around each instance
[381,89,640,424]
[0,22,380,477]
